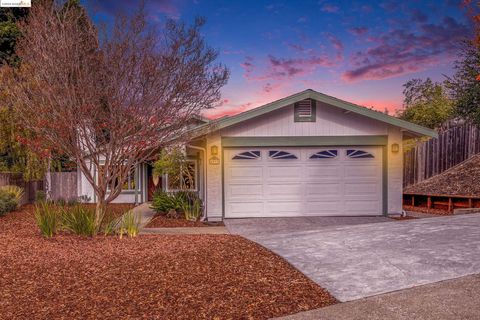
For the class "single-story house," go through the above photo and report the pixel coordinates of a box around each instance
[77,89,437,221]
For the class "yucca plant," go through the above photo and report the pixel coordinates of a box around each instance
[118,210,140,238]
[34,201,60,237]
[61,205,97,237]
[0,185,24,207]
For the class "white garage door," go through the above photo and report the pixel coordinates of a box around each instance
[224,147,383,217]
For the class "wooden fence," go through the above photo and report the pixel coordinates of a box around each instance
[0,171,78,204]
[49,172,78,201]
[403,123,480,187]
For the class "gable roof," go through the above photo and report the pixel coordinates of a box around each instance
[194,89,438,138]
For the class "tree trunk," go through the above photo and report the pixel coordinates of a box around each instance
[95,198,106,229]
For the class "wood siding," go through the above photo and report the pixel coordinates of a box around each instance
[403,124,480,187]
[221,102,389,137]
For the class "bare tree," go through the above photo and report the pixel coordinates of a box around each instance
[3,1,228,225]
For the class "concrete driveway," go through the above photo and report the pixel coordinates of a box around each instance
[225,214,480,301]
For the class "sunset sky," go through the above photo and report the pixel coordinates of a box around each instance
[85,0,472,119]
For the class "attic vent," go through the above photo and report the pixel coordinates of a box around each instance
[294,99,316,122]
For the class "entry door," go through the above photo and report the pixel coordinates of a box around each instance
[224,147,383,218]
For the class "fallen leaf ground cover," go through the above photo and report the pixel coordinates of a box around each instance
[0,205,336,319]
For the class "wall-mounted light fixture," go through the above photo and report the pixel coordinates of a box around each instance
[391,143,400,153]
[211,145,218,156]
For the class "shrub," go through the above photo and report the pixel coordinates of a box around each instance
[34,201,60,237]
[61,205,97,237]
[35,190,47,203]
[0,190,18,216]
[117,210,140,238]
[182,198,203,221]
[151,190,187,213]
[0,185,24,204]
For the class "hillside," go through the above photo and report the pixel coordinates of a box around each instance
[404,154,480,196]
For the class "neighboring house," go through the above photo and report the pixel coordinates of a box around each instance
[78,89,437,220]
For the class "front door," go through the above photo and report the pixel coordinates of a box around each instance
[147,164,161,201]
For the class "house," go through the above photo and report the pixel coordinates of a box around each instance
[78,89,437,220]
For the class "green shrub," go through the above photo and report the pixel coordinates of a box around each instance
[0,185,24,204]
[55,197,67,206]
[61,205,97,237]
[182,198,203,221]
[35,190,47,203]
[151,190,187,213]
[0,190,17,216]
[67,197,79,206]
[34,202,60,237]
[117,210,140,238]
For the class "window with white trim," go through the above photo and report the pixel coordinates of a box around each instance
[346,149,374,158]
[232,151,261,160]
[269,150,298,159]
[310,150,338,159]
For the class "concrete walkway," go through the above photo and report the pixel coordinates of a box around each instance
[132,203,229,235]
[226,214,480,301]
[274,274,480,320]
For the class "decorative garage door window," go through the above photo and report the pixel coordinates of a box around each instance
[346,149,374,158]
[232,151,261,160]
[310,150,337,159]
[269,150,298,159]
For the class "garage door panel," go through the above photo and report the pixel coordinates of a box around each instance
[227,201,264,217]
[304,201,341,214]
[227,166,263,180]
[227,184,263,199]
[344,166,379,178]
[306,183,341,197]
[305,165,340,178]
[266,183,303,198]
[265,201,303,216]
[344,182,379,196]
[224,146,383,217]
[344,200,381,214]
[267,166,302,180]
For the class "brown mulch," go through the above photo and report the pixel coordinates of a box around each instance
[145,214,225,228]
[0,206,336,320]
[404,154,480,197]
[403,205,452,216]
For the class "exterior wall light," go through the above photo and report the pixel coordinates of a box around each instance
[391,143,400,153]
[211,145,219,156]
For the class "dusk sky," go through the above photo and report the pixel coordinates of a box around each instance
[85,0,472,119]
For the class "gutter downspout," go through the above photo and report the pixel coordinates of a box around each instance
[187,144,208,221]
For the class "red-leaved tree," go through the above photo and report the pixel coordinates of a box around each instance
[3,1,228,225]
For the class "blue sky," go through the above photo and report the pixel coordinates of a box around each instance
[84,0,472,118]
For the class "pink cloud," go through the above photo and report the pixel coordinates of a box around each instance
[342,16,470,82]
[241,36,343,82]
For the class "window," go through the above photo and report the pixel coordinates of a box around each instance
[310,150,338,159]
[98,165,137,191]
[294,99,316,122]
[232,151,261,160]
[166,160,197,191]
[269,150,297,159]
[346,149,374,159]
